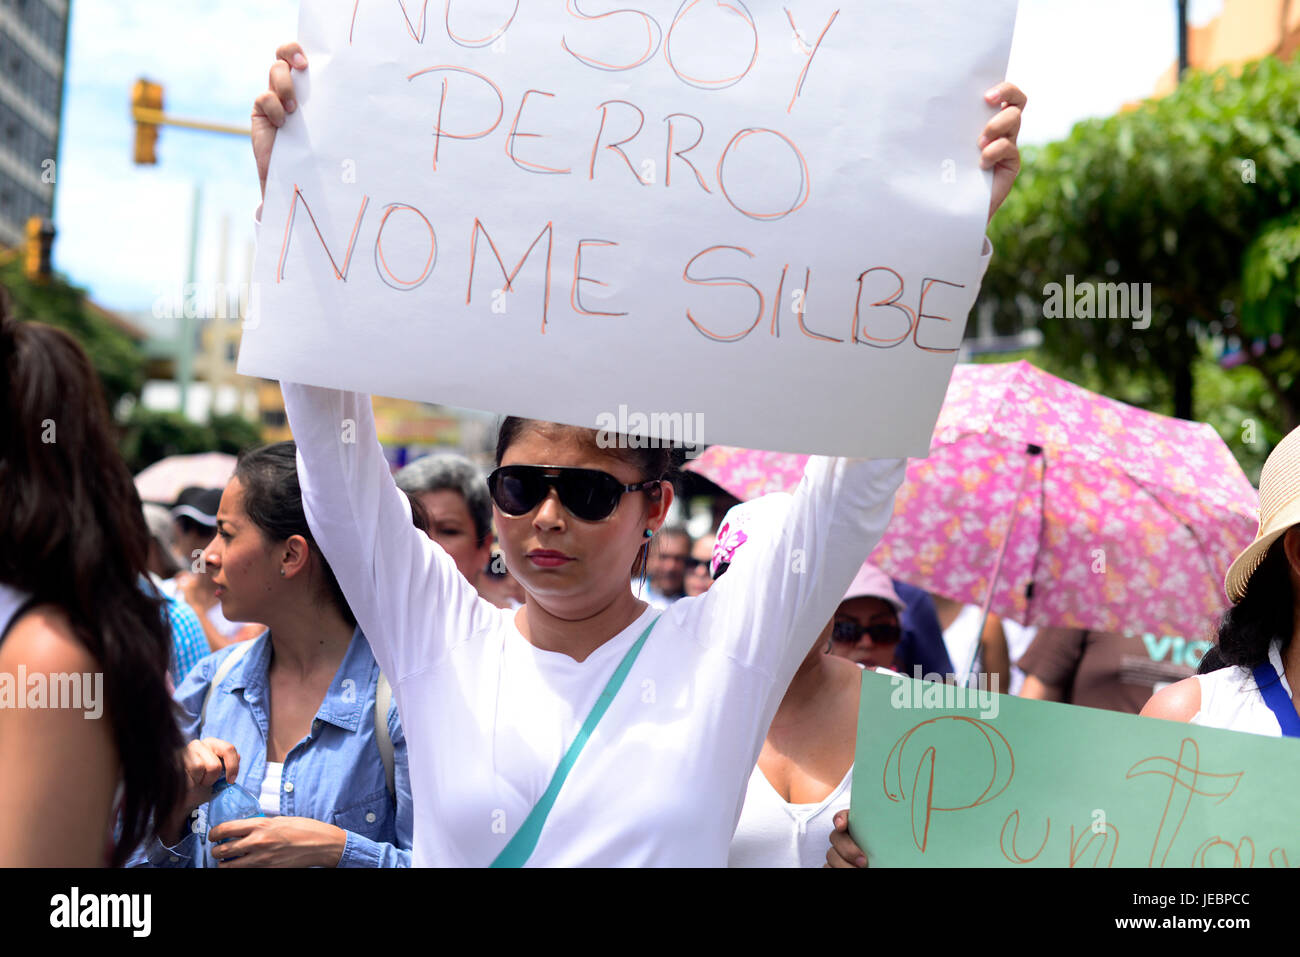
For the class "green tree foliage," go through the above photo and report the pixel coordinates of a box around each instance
[3,260,263,475]
[120,407,263,474]
[1193,350,1281,484]
[119,408,217,474]
[982,55,1300,440]
[0,261,144,409]
[209,412,263,457]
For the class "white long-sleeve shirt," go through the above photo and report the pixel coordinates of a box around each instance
[283,382,905,865]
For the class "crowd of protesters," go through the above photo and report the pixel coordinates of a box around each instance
[6,277,1294,868]
[2,42,1298,871]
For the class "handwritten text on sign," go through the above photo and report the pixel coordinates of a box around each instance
[851,672,1300,867]
[240,1,1018,457]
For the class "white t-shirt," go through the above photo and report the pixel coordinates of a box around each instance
[282,383,907,867]
[728,763,853,868]
[942,603,985,685]
[259,761,284,817]
[1190,640,1291,737]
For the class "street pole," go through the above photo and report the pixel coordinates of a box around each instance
[177,183,202,417]
[1177,0,1189,80]
[128,80,248,420]
[1173,0,1194,420]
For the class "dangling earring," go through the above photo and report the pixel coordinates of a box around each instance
[637,529,652,598]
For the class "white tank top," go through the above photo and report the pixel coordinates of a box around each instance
[728,762,853,868]
[1190,639,1290,737]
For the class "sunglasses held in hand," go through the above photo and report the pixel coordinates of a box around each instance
[488,465,661,523]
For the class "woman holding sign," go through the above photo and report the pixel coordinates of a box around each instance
[253,44,1023,866]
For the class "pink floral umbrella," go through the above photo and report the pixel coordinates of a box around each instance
[687,360,1259,643]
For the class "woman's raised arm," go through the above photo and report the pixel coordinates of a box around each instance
[280,384,494,683]
[692,454,908,706]
[254,46,497,680]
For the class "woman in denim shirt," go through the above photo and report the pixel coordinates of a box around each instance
[129,442,412,867]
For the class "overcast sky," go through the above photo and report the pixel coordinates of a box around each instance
[51,0,1225,314]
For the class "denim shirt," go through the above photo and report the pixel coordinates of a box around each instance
[127,628,412,868]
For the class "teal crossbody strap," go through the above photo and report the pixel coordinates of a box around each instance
[490,615,660,868]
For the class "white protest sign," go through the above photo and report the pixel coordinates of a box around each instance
[240,0,1019,457]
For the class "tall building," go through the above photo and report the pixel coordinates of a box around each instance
[0,0,71,247]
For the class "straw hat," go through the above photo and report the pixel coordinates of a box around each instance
[1225,425,1300,603]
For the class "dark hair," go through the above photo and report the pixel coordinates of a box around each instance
[233,441,356,629]
[1213,535,1295,670]
[1197,645,1227,674]
[403,490,432,536]
[495,416,678,485]
[0,296,184,866]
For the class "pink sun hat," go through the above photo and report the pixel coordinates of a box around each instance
[842,562,906,614]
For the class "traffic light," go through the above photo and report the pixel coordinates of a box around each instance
[24,217,55,281]
[131,78,164,165]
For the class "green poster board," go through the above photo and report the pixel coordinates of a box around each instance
[850,670,1300,867]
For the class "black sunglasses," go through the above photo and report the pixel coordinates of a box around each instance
[684,557,711,574]
[831,620,902,645]
[487,465,661,523]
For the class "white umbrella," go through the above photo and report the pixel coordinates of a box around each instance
[134,453,237,505]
